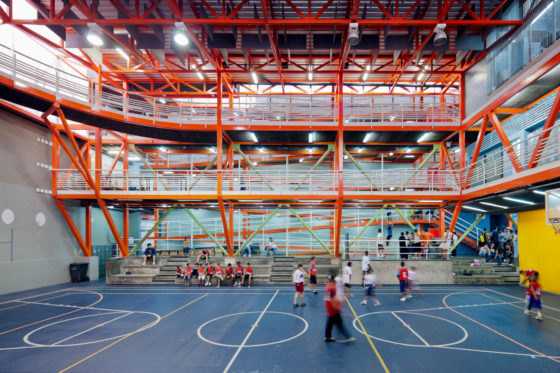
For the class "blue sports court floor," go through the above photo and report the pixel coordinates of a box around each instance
[1,281,559,372]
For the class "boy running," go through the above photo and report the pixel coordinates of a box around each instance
[308,257,318,294]
[343,262,353,298]
[324,271,355,343]
[293,264,307,307]
[525,272,543,320]
[397,261,410,301]
[242,263,254,288]
[215,263,224,288]
[360,268,381,306]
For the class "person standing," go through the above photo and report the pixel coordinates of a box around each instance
[525,272,543,320]
[324,271,355,343]
[439,228,452,259]
[361,251,371,287]
[182,236,190,256]
[399,232,408,259]
[451,231,459,257]
[293,264,307,307]
[376,229,385,258]
[386,225,393,247]
[490,227,500,261]
[478,228,490,261]
[343,262,353,298]
[397,261,410,302]
[308,257,318,294]
[142,243,156,266]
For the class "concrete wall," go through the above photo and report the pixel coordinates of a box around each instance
[0,109,87,294]
[343,259,454,285]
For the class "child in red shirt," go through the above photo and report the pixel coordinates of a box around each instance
[176,266,183,279]
[524,272,543,320]
[242,263,254,288]
[215,264,224,288]
[235,262,244,287]
[397,261,410,302]
[184,264,193,286]
[324,272,355,343]
[225,263,234,286]
[198,264,206,287]
[205,263,215,287]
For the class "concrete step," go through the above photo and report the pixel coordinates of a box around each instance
[109,274,155,284]
[121,265,161,274]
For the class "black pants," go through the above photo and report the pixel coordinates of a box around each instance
[325,313,351,339]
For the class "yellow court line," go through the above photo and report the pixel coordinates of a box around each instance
[345,298,390,373]
[479,292,560,323]
[58,294,208,373]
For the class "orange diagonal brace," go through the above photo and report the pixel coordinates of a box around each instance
[488,111,524,173]
[465,115,489,188]
[54,197,91,256]
[528,89,560,168]
[449,201,462,232]
[43,106,128,256]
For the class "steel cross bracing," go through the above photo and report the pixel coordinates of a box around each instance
[0,0,521,93]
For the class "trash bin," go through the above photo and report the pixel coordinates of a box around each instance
[69,263,89,283]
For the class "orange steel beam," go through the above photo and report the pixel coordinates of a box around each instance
[464,115,488,188]
[528,90,560,169]
[449,201,462,232]
[123,202,129,255]
[488,111,524,173]
[216,72,234,255]
[261,0,285,91]
[43,107,128,256]
[54,197,90,256]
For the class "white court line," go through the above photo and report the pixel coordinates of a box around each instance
[391,312,430,346]
[485,288,560,313]
[52,312,132,346]
[435,345,560,359]
[0,288,71,306]
[14,300,151,315]
[370,300,525,315]
[222,289,279,373]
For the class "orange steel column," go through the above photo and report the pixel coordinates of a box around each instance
[216,71,234,256]
[51,131,59,196]
[95,128,102,190]
[85,203,92,255]
[123,202,129,256]
[458,129,466,191]
[449,201,462,232]
[123,139,129,191]
[439,207,445,237]
[228,204,234,257]
[334,72,344,258]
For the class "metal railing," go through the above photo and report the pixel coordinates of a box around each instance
[0,44,459,128]
[54,122,560,195]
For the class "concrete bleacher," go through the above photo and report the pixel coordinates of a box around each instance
[452,257,520,285]
[106,255,340,285]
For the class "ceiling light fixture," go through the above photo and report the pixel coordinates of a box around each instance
[463,205,487,212]
[347,22,360,46]
[196,70,204,80]
[159,147,166,152]
[299,159,303,163]
[86,24,104,47]
[251,71,259,84]
[417,132,430,143]
[308,132,314,143]
[116,47,129,60]
[259,148,264,153]
[158,98,166,104]
[363,132,373,143]
[405,155,415,158]
[173,22,189,46]
[362,71,369,81]
[480,201,508,209]
[433,23,447,47]
[417,72,425,81]
[389,152,394,156]
[343,155,348,160]
[249,132,258,143]
[308,148,313,154]
[533,190,546,195]
[357,148,363,153]
[308,71,313,81]
[503,196,535,205]
[405,148,411,153]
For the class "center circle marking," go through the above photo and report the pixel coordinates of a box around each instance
[353,311,468,348]
[197,311,308,348]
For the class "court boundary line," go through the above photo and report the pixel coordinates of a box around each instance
[485,288,560,313]
[0,288,72,306]
[391,312,429,346]
[479,292,560,322]
[0,290,104,336]
[346,297,390,373]
[222,289,279,373]
[442,290,560,365]
[58,293,208,373]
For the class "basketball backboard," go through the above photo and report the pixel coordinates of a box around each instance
[545,189,560,233]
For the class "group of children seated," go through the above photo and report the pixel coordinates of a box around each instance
[176,262,254,288]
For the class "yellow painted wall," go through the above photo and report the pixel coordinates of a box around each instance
[518,209,560,294]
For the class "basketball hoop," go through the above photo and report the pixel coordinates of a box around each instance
[551,218,560,235]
